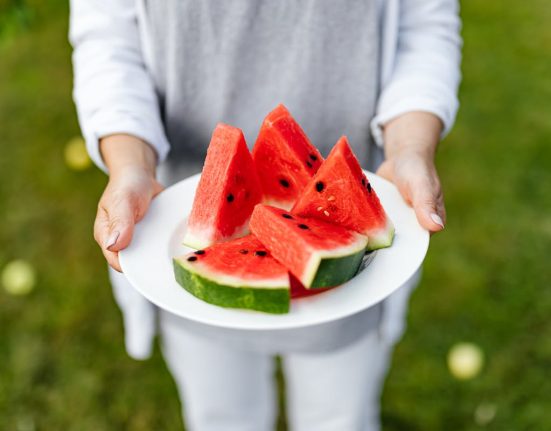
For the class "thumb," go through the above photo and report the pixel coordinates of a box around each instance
[103,195,137,252]
[410,183,445,233]
[375,160,393,182]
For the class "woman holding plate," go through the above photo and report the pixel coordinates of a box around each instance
[70,0,461,429]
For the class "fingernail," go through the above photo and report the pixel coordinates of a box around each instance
[105,231,120,250]
[430,213,445,229]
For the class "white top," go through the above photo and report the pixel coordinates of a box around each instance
[70,0,462,172]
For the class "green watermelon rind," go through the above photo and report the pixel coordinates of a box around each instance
[173,259,290,314]
[299,234,368,288]
[310,248,367,288]
[366,220,395,251]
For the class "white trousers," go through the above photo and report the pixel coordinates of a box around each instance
[160,310,393,431]
[111,268,419,431]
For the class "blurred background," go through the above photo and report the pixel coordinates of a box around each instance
[1,1,550,430]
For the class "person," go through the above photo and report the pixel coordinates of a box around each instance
[70,0,461,429]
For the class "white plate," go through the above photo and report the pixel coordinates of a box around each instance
[120,172,429,331]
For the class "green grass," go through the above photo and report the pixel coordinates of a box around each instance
[1,1,550,429]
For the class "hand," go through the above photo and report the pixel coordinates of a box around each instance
[377,148,445,233]
[377,112,446,233]
[94,135,162,272]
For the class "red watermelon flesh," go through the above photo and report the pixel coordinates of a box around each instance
[292,136,394,250]
[290,273,334,299]
[174,235,290,314]
[184,124,263,249]
[252,104,323,210]
[250,205,368,288]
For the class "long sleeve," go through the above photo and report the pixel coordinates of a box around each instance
[371,0,462,146]
[69,0,170,172]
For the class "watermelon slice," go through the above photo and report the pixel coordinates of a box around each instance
[292,136,395,250]
[173,235,290,314]
[249,205,368,288]
[290,273,334,299]
[183,124,263,249]
[252,104,323,210]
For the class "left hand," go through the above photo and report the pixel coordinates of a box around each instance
[377,147,445,233]
[377,111,446,233]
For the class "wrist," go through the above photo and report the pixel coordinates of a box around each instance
[386,140,436,161]
[382,111,442,160]
[100,134,158,176]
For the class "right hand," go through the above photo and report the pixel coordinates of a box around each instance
[94,135,162,272]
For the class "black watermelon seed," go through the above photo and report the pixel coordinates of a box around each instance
[279,179,290,188]
[282,214,293,219]
[227,194,234,203]
[306,161,313,168]
[194,250,205,255]
[298,224,309,230]
[315,181,324,192]
[187,256,198,262]
[239,249,249,254]
[254,250,267,257]
[367,183,372,193]
[309,154,318,161]
[361,178,366,186]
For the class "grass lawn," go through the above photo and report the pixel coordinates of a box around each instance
[1,1,550,429]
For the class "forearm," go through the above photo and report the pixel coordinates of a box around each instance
[382,112,443,159]
[100,134,158,176]
[70,0,170,174]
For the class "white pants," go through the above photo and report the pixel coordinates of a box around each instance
[111,268,419,431]
[160,310,393,431]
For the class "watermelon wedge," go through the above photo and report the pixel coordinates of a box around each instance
[292,136,395,250]
[249,205,368,288]
[290,273,335,299]
[174,235,290,314]
[183,124,263,249]
[252,104,323,210]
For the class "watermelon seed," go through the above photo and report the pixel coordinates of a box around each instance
[187,256,198,262]
[317,206,323,211]
[306,161,313,168]
[254,250,267,257]
[327,195,335,201]
[239,249,249,254]
[227,193,234,203]
[323,210,330,217]
[194,250,205,255]
[315,181,324,192]
[309,153,318,161]
[279,179,290,188]
[298,224,309,230]
[361,178,366,186]
[282,214,293,219]
[367,183,372,193]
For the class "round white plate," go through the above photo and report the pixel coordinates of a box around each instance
[120,172,429,331]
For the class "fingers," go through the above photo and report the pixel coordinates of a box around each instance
[94,207,123,272]
[102,248,123,272]
[105,193,136,252]
[410,179,446,233]
[94,193,137,272]
[377,156,446,234]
